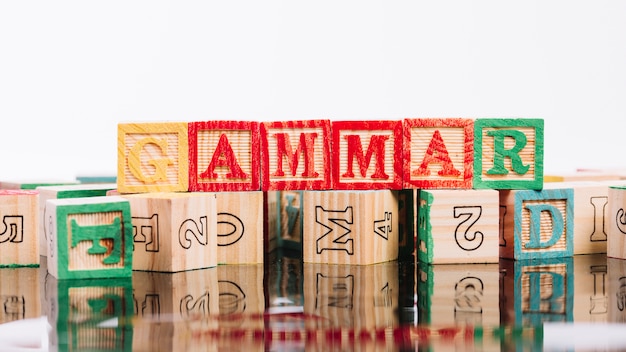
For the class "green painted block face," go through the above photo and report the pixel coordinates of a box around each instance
[54,200,133,280]
[417,191,434,263]
[473,119,544,190]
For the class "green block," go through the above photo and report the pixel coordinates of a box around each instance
[47,196,133,280]
[473,118,544,190]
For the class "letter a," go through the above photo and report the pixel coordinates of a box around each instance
[412,130,461,177]
[200,133,248,179]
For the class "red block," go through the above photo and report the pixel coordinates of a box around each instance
[331,120,403,190]
[189,120,260,191]
[261,120,332,191]
[403,118,473,189]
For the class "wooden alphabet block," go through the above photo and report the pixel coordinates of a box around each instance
[189,120,260,191]
[331,120,403,190]
[417,189,499,264]
[117,122,189,194]
[121,192,217,272]
[36,183,117,257]
[46,276,134,351]
[403,118,473,189]
[131,268,219,351]
[544,171,622,183]
[0,190,39,267]
[303,262,398,330]
[260,120,331,191]
[0,179,79,190]
[302,190,398,265]
[499,188,574,260]
[45,196,133,280]
[544,181,626,255]
[607,185,626,259]
[417,262,499,328]
[215,191,264,264]
[473,118,544,190]
[500,258,573,326]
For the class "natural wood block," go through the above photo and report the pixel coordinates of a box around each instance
[607,185,626,259]
[302,190,398,265]
[260,120,331,191]
[131,268,219,351]
[572,254,607,323]
[215,191,264,264]
[544,171,623,183]
[417,189,499,264]
[120,192,217,272]
[331,120,403,190]
[417,262,499,330]
[544,181,626,255]
[473,118,544,190]
[36,183,117,257]
[500,257,573,326]
[189,120,260,192]
[576,167,626,180]
[46,276,134,351]
[117,122,189,194]
[403,118,473,189]
[0,267,41,323]
[0,179,79,190]
[45,196,133,280]
[303,262,399,330]
[0,190,39,266]
[499,188,574,260]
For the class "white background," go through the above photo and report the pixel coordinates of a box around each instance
[1,1,625,181]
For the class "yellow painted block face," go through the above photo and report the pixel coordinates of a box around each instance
[117,122,189,194]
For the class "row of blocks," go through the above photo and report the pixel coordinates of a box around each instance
[4,179,626,278]
[117,118,544,193]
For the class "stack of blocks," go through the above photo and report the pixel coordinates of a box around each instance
[113,117,570,268]
[24,115,626,280]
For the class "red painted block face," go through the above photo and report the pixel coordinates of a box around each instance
[260,120,332,191]
[403,118,474,189]
[331,120,403,190]
[189,121,260,191]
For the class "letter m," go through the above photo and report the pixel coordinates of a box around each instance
[315,206,354,254]
[342,134,390,180]
[272,132,319,178]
